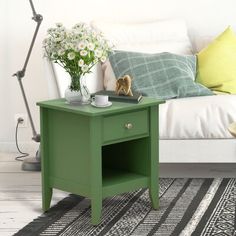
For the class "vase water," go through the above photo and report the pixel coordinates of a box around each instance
[65,75,90,105]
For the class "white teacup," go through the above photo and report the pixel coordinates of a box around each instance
[92,95,109,106]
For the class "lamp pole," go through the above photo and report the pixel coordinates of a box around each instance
[13,0,43,171]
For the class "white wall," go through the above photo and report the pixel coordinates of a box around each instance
[1,0,236,152]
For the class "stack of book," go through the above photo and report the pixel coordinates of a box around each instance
[94,90,143,104]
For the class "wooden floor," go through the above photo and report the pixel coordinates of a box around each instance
[0,153,68,236]
[0,152,236,236]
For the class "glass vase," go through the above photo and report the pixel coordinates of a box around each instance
[65,75,91,105]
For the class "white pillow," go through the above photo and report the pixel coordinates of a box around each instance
[91,19,193,90]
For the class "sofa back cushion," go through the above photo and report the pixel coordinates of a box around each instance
[109,51,213,99]
[91,19,193,90]
[91,19,193,54]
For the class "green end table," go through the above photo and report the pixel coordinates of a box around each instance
[37,97,164,225]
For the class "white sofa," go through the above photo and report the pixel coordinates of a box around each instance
[46,19,236,163]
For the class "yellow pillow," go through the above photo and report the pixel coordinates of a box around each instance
[196,27,236,93]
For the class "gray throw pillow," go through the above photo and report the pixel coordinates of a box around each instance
[109,51,214,99]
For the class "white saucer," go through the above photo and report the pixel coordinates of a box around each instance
[91,101,112,108]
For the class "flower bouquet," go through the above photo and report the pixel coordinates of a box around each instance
[43,22,112,104]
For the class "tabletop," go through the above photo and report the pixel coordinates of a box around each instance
[37,97,165,117]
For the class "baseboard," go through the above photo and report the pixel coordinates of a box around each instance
[0,142,39,154]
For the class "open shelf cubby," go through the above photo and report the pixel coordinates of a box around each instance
[102,138,150,198]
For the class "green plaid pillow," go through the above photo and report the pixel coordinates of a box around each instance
[109,51,213,99]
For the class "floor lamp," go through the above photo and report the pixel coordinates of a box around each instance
[13,0,42,171]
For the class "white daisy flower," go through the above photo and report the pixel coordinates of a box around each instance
[47,28,55,34]
[64,43,69,50]
[95,49,102,58]
[80,50,88,57]
[73,23,81,29]
[91,30,97,38]
[78,59,84,67]
[70,43,76,49]
[88,42,95,51]
[77,41,87,50]
[51,52,58,59]
[100,56,107,63]
[56,23,63,28]
[96,35,102,41]
[42,38,48,46]
[81,64,89,72]
[58,49,65,56]
[67,52,75,60]
[55,36,63,42]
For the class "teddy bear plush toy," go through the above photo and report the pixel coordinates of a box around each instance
[115,75,133,96]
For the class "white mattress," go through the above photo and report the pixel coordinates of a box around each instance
[159,95,236,139]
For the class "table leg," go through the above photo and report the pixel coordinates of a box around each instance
[149,105,159,210]
[40,108,52,212]
[91,196,102,225]
[90,116,102,225]
[149,180,159,209]
[42,187,52,212]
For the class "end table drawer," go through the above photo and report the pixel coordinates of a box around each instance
[103,110,149,143]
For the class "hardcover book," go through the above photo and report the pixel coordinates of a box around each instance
[94,90,143,104]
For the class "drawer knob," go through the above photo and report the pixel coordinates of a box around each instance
[125,123,133,129]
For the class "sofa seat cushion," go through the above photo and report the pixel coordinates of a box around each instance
[159,95,236,139]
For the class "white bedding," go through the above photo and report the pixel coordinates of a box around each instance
[159,95,236,139]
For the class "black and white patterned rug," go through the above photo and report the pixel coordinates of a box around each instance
[15,178,236,236]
